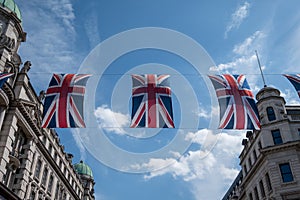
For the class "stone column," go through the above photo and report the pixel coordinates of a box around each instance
[0,109,18,183]
[12,138,37,199]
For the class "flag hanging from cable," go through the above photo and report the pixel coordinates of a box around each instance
[42,74,91,128]
[131,74,175,128]
[283,74,300,98]
[0,73,13,88]
[208,74,260,130]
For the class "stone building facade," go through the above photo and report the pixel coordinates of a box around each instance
[0,1,95,200]
[223,86,300,200]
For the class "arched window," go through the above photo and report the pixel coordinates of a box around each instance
[266,107,276,121]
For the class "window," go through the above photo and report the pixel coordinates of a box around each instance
[254,187,259,200]
[267,106,276,121]
[258,141,262,149]
[265,173,272,191]
[272,129,283,145]
[47,175,54,193]
[279,163,294,182]
[55,183,60,199]
[41,168,48,186]
[248,157,252,168]
[54,152,58,162]
[63,192,67,199]
[42,136,47,145]
[34,159,42,179]
[253,149,257,161]
[248,192,253,200]
[259,180,266,198]
[59,160,63,169]
[12,131,26,157]
[243,165,247,174]
[59,188,64,200]
[29,190,36,200]
[48,144,53,156]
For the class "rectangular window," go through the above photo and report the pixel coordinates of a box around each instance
[47,175,54,193]
[258,141,262,149]
[55,183,60,199]
[254,187,259,200]
[265,173,272,191]
[279,163,294,182]
[259,180,266,198]
[34,159,42,179]
[54,152,58,162]
[253,150,257,161]
[243,165,247,175]
[267,106,276,121]
[48,144,53,156]
[272,129,283,145]
[41,168,48,186]
[29,191,35,200]
[249,192,253,200]
[248,157,252,168]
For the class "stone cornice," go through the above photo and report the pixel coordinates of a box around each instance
[0,88,9,106]
[12,101,42,137]
[261,140,300,154]
[3,82,15,101]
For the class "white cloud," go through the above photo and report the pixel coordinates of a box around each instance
[225,2,251,38]
[94,105,131,135]
[195,106,210,119]
[233,31,265,55]
[71,128,87,161]
[18,1,78,90]
[84,12,101,48]
[280,88,300,105]
[283,24,300,73]
[47,0,76,34]
[134,129,245,199]
[211,31,267,91]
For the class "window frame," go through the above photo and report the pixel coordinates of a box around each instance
[41,167,48,186]
[34,159,42,179]
[254,187,259,200]
[259,180,266,198]
[271,129,283,145]
[47,175,54,194]
[279,163,294,183]
[265,172,272,191]
[266,106,276,121]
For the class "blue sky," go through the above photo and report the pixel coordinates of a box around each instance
[16,0,300,199]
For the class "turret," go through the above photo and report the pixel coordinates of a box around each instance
[256,86,286,126]
[74,160,95,200]
[0,0,26,74]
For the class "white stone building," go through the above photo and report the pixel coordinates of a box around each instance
[223,86,300,200]
[0,1,95,200]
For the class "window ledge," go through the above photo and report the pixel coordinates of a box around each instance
[281,180,297,187]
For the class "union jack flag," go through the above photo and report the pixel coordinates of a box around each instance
[131,74,175,128]
[0,73,13,88]
[42,74,91,128]
[284,74,300,98]
[208,74,260,130]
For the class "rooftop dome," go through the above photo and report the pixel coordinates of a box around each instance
[74,160,93,178]
[0,0,22,21]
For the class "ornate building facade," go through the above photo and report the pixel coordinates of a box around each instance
[0,1,95,200]
[223,86,300,200]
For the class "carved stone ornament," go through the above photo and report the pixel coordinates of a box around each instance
[20,61,31,73]
[11,52,22,66]
[0,20,4,35]
[0,28,16,50]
